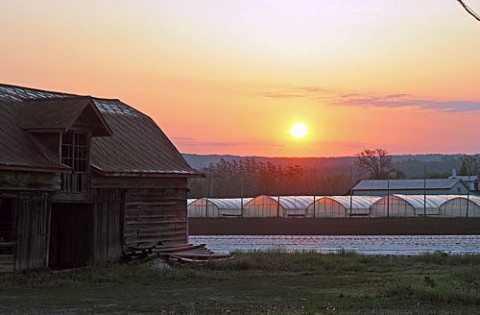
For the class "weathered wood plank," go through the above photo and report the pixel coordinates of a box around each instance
[125,220,186,226]
[92,177,187,189]
[125,206,184,213]
[0,264,14,273]
[0,171,61,191]
[125,209,184,215]
[52,192,93,203]
[93,189,123,263]
[122,185,188,248]
[125,225,186,235]
[0,242,16,248]
[125,201,180,207]
[0,254,14,264]
[125,233,187,245]
[124,214,184,219]
[15,192,51,271]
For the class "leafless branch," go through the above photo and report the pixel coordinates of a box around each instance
[457,0,480,22]
[354,149,395,180]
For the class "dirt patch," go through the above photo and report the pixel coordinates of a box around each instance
[188,218,480,235]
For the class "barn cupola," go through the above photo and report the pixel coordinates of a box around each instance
[19,97,112,193]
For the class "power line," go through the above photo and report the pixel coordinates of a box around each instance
[457,0,480,22]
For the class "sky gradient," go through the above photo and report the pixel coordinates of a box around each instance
[2,1,480,157]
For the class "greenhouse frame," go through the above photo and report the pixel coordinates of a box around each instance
[243,195,283,218]
[438,195,480,217]
[369,194,455,217]
[187,198,252,217]
[243,195,316,218]
[305,196,381,218]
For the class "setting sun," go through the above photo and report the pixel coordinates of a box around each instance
[290,122,308,139]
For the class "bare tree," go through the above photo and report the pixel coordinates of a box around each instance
[354,149,396,179]
[459,155,479,176]
[456,0,480,22]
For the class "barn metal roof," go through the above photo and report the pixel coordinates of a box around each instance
[449,175,478,181]
[90,99,200,176]
[19,97,112,136]
[353,179,464,191]
[0,99,69,172]
[0,84,75,101]
[0,83,200,176]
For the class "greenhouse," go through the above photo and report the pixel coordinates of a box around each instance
[438,195,480,217]
[369,194,452,217]
[187,198,252,217]
[305,196,381,218]
[243,195,316,218]
[277,196,317,217]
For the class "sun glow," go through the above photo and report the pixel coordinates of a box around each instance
[290,122,308,139]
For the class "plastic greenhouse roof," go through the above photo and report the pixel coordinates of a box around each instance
[199,198,253,210]
[327,196,382,209]
[388,194,456,209]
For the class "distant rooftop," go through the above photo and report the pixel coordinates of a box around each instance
[352,178,463,191]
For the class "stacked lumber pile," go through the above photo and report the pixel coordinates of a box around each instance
[122,242,230,264]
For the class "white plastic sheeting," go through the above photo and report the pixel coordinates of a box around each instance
[306,196,381,218]
[276,196,317,217]
[242,195,317,218]
[188,194,480,218]
[243,195,284,218]
[439,195,480,217]
[370,194,454,217]
[187,198,252,217]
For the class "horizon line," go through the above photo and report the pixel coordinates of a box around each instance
[180,152,478,159]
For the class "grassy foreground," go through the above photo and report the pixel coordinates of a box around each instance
[1,251,480,314]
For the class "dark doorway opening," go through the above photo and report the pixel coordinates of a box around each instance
[49,203,93,268]
[0,198,14,254]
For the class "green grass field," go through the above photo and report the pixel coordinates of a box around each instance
[1,251,480,314]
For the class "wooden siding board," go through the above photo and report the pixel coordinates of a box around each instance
[0,254,14,273]
[0,171,61,192]
[15,193,50,270]
[124,186,187,247]
[92,177,187,189]
[93,189,122,262]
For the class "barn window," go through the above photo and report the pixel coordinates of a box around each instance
[61,131,89,193]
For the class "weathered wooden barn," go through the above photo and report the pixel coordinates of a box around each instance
[0,83,201,272]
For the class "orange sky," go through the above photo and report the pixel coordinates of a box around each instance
[2,1,480,157]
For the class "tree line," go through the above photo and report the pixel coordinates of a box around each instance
[187,157,352,198]
[187,150,480,198]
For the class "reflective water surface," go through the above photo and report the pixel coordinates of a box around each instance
[189,235,480,255]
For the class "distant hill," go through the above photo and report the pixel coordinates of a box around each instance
[183,153,470,178]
